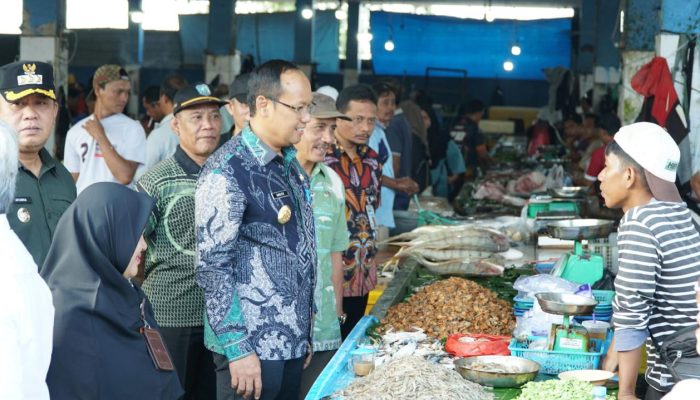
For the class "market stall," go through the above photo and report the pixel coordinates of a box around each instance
[306,219,620,400]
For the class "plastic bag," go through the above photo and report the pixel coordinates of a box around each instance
[513,274,580,299]
[445,334,511,357]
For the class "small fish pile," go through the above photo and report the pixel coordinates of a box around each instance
[381,277,515,338]
[374,328,450,367]
[383,225,510,276]
[333,356,494,400]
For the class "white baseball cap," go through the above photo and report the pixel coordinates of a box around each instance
[613,122,682,203]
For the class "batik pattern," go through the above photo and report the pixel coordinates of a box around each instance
[195,127,317,361]
[325,144,382,297]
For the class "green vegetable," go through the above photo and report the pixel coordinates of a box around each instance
[516,379,615,400]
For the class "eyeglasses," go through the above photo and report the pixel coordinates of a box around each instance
[271,98,315,117]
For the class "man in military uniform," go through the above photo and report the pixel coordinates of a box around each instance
[0,61,76,267]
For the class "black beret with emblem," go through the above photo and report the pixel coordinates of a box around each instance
[173,83,227,115]
[0,61,56,102]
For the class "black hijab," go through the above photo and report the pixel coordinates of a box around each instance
[41,183,183,400]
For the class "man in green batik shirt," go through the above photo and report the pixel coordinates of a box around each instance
[136,83,227,399]
[297,92,351,397]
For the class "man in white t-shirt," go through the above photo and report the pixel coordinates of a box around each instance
[64,64,146,193]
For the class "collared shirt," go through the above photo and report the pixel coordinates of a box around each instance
[310,163,349,352]
[145,114,178,170]
[8,148,76,267]
[195,126,317,362]
[368,123,396,228]
[136,146,205,328]
[0,215,54,400]
[325,144,382,297]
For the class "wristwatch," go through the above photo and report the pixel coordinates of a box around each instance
[338,314,347,325]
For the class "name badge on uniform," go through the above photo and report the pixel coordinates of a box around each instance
[271,190,289,200]
[13,197,32,204]
[366,204,377,231]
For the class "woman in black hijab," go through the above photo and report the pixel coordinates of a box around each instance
[41,182,183,400]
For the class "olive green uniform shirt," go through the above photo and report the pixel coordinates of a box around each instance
[8,148,77,267]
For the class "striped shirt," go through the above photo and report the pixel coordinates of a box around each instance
[612,201,700,391]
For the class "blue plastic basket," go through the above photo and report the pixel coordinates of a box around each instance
[592,290,614,305]
[508,336,610,375]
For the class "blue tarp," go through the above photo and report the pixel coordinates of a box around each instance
[179,12,340,73]
[370,12,572,80]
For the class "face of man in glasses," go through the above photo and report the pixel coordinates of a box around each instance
[266,69,313,148]
[335,100,377,147]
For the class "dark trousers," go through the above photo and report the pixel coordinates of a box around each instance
[159,326,216,400]
[644,386,668,400]
[341,295,369,340]
[299,350,336,399]
[213,353,304,400]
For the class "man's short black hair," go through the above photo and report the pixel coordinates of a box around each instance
[371,82,395,99]
[584,113,599,127]
[605,140,648,189]
[336,84,377,113]
[563,113,582,124]
[160,74,188,102]
[461,99,485,116]
[142,85,160,104]
[247,59,300,116]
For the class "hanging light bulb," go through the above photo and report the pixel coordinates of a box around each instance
[384,39,395,52]
[484,9,495,22]
[503,60,514,72]
[335,9,346,20]
[511,44,521,56]
[301,7,313,19]
[130,11,144,24]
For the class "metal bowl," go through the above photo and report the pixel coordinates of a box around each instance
[548,186,589,198]
[535,292,598,316]
[454,356,540,388]
[547,219,614,240]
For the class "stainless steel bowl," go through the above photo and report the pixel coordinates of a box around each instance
[454,356,540,388]
[535,292,598,315]
[548,186,588,198]
[547,218,614,240]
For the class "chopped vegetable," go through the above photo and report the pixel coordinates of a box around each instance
[516,379,615,400]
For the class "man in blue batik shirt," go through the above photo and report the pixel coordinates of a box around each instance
[195,60,317,400]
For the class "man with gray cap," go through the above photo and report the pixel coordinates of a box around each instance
[0,60,76,266]
[225,73,251,137]
[599,122,700,399]
[295,93,351,395]
[64,64,147,193]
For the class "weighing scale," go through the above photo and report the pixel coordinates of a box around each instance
[547,219,614,286]
[528,187,589,220]
[536,292,598,353]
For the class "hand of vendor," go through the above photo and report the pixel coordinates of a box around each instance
[396,177,420,195]
[602,346,619,373]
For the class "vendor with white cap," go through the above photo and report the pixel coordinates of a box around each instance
[600,122,700,400]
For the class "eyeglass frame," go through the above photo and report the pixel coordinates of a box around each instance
[269,98,316,116]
